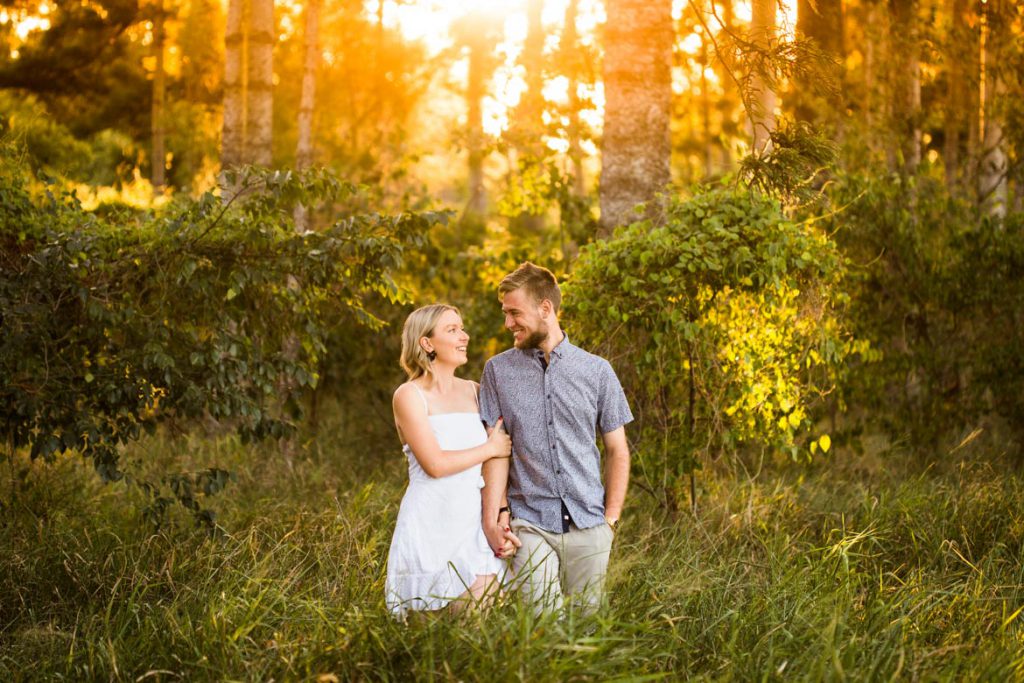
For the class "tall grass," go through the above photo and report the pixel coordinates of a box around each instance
[2,424,1023,681]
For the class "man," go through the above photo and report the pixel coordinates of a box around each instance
[479,262,633,614]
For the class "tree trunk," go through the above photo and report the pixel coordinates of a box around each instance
[966,37,981,193]
[943,0,967,194]
[795,0,844,124]
[599,0,673,235]
[978,0,1008,219]
[373,0,389,149]
[797,0,845,59]
[246,0,274,166]
[509,0,547,240]
[464,29,488,221]
[717,0,736,170]
[889,0,921,174]
[377,0,385,49]
[452,10,503,225]
[700,10,713,177]
[295,0,319,172]
[221,0,245,175]
[151,0,166,193]
[562,0,585,195]
[519,0,545,144]
[294,0,321,232]
[863,0,878,144]
[747,0,777,155]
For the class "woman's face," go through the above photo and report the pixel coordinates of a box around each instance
[423,309,470,367]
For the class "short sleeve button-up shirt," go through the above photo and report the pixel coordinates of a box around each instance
[479,335,633,533]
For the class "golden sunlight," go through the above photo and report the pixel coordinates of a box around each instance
[383,0,793,161]
[0,10,51,43]
[731,0,797,38]
[386,0,605,139]
[384,0,517,53]
[385,0,526,136]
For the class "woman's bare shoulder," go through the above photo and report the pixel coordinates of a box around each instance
[393,381,421,405]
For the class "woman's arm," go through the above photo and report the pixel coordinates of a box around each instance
[393,384,510,478]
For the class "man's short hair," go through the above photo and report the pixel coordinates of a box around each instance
[499,262,562,312]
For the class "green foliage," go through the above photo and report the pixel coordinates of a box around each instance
[564,188,857,511]
[0,0,224,194]
[0,94,146,188]
[78,128,141,188]
[826,172,1024,446]
[726,32,841,105]
[0,0,149,143]
[297,163,576,455]
[0,93,92,177]
[498,157,598,257]
[740,119,838,204]
[0,144,445,522]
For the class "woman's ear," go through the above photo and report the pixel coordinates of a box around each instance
[419,337,433,354]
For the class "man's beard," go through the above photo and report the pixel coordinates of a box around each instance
[515,324,548,350]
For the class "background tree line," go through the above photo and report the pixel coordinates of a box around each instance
[1,0,1022,513]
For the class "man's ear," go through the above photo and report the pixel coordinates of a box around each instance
[539,299,553,319]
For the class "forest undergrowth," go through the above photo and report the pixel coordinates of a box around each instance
[2,415,1023,681]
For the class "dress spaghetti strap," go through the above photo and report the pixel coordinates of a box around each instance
[411,383,430,415]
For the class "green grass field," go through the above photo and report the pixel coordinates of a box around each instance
[3,424,1023,681]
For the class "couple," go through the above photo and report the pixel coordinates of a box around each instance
[385,262,633,618]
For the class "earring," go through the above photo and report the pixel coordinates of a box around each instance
[427,350,437,362]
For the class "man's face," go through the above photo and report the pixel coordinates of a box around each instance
[502,288,548,350]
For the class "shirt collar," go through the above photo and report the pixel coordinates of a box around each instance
[550,332,573,358]
[523,331,573,360]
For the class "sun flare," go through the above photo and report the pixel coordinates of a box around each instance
[385,0,606,141]
[382,0,519,53]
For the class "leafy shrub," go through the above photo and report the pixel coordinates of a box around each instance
[498,158,598,258]
[0,143,445,522]
[0,93,92,178]
[564,188,859,512]
[826,172,1024,448]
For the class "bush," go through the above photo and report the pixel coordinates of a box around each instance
[826,172,1024,449]
[0,93,92,178]
[0,142,445,522]
[564,188,859,512]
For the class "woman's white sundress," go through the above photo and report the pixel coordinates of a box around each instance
[385,386,504,617]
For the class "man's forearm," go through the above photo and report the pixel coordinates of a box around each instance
[481,456,511,554]
[603,446,630,521]
[481,456,510,526]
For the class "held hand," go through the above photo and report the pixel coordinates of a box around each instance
[487,417,512,458]
[484,523,507,555]
[495,527,522,559]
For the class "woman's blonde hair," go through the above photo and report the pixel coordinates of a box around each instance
[400,304,461,380]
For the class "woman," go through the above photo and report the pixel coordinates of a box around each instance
[385,304,514,617]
